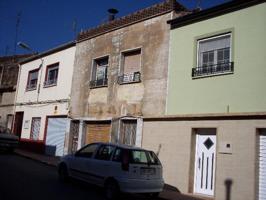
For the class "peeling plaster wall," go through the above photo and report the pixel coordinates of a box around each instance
[70,13,173,120]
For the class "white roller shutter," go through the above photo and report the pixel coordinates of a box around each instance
[259,132,266,200]
[45,117,67,156]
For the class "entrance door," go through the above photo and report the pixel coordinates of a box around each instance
[194,130,216,196]
[45,117,68,156]
[13,112,24,137]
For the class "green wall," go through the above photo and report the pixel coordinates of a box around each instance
[167,3,266,115]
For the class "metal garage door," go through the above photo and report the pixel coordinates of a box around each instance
[259,131,266,200]
[45,117,68,156]
[86,122,111,144]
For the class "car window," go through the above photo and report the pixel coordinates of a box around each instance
[112,148,122,162]
[95,145,115,161]
[147,151,161,165]
[76,144,98,158]
[130,150,148,164]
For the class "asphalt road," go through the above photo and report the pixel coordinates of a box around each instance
[0,152,166,200]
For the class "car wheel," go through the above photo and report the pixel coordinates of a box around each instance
[104,180,120,200]
[58,164,69,182]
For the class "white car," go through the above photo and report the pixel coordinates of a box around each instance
[58,142,164,199]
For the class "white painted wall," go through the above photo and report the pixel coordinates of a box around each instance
[16,46,76,103]
[15,45,76,141]
[16,102,68,140]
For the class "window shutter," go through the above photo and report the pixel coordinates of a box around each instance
[123,50,141,74]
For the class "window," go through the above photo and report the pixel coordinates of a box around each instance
[75,143,98,158]
[192,33,233,78]
[90,57,108,88]
[44,63,59,87]
[26,69,39,90]
[30,117,41,140]
[118,49,141,84]
[95,145,115,161]
[119,120,137,146]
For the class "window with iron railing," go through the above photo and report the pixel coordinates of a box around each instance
[90,57,108,88]
[119,49,141,84]
[192,33,233,78]
[26,69,39,91]
[44,63,59,87]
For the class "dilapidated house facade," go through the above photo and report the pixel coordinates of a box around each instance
[69,0,187,152]
[0,55,31,129]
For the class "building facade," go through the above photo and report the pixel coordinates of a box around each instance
[141,1,266,200]
[0,55,31,129]
[69,0,187,152]
[14,42,76,156]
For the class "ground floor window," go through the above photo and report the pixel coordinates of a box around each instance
[30,117,41,140]
[119,119,137,146]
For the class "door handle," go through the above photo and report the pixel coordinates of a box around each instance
[198,158,201,169]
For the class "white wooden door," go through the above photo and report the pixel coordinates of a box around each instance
[259,131,266,200]
[194,132,216,196]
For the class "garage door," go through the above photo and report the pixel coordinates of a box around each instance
[259,131,266,200]
[45,117,68,156]
[86,122,111,144]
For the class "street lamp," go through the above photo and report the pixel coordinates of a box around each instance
[17,41,43,102]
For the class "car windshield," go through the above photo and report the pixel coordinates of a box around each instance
[130,150,160,165]
[0,126,11,134]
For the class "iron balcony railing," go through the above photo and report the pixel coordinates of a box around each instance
[89,78,108,88]
[192,62,234,78]
[117,71,141,84]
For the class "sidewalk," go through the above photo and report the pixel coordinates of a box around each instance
[14,149,208,200]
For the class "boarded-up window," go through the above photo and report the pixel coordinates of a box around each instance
[119,120,137,146]
[30,117,41,140]
[123,49,141,74]
[86,122,111,144]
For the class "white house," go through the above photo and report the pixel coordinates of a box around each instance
[13,42,76,156]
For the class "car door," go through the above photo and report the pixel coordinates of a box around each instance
[68,143,99,182]
[89,144,116,186]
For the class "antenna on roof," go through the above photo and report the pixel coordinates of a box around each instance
[14,11,22,55]
[196,0,202,9]
[72,18,78,39]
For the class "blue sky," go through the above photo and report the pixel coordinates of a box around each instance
[0,0,229,56]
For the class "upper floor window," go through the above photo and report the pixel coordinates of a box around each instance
[192,33,233,78]
[118,49,141,84]
[90,56,108,88]
[44,63,59,87]
[26,69,39,91]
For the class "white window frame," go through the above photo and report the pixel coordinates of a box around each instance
[196,33,232,68]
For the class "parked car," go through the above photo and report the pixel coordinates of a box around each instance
[58,142,164,199]
[0,126,19,152]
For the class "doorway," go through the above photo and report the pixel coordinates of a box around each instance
[194,129,216,196]
[13,112,24,138]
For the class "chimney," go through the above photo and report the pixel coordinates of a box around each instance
[108,8,118,21]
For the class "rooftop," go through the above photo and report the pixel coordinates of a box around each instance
[77,0,187,42]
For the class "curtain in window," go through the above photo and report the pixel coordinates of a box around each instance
[198,35,230,67]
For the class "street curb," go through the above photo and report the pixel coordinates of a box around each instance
[14,150,58,168]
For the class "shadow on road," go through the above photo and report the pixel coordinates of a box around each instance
[65,177,168,200]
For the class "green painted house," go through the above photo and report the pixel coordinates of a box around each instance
[141,1,266,200]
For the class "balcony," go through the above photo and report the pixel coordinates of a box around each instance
[89,78,108,88]
[117,71,141,85]
[192,62,234,78]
